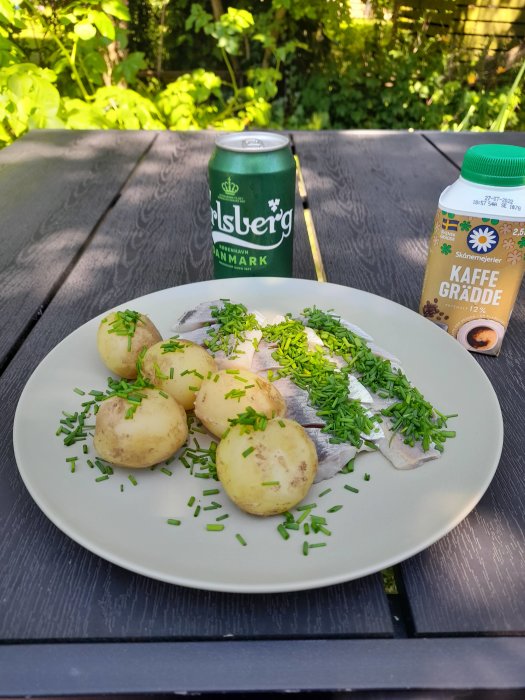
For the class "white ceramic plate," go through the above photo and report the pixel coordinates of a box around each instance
[13,278,503,593]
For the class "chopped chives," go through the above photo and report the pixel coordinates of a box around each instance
[82,444,88,454]
[187,496,196,507]
[167,518,181,526]
[73,388,85,396]
[193,505,201,517]
[128,474,138,486]
[327,505,343,513]
[296,508,313,525]
[309,542,327,549]
[206,524,224,531]
[344,484,359,493]
[302,541,309,556]
[242,446,255,458]
[216,514,229,522]
[277,524,290,540]
[203,488,220,496]
[364,473,371,481]
[261,480,279,486]
[95,475,109,482]
[340,459,355,474]
[160,468,172,476]
[169,368,174,379]
[235,533,247,546]
[296,503,316,511]
[319,488,332,497]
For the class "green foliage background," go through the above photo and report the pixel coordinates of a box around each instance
[0,0,523,147]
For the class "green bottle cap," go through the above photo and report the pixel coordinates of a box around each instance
[461,144,525,186]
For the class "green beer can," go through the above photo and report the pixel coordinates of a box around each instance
[208,132,296,278]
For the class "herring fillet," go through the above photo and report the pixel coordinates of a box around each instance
[174,299,224,332]
[377,422,440,470]
[271,376,324,426]
[172,300,444,474]
[304,428,358,483]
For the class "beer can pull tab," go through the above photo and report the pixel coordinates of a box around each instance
[242,137,264,150]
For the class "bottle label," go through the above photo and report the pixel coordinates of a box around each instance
[419,209,525,355]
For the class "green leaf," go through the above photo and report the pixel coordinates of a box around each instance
[0,0,14,24]
[185,3,213,32]
[101,0,130,21]
[74,22,97,41]
[112,52,147,86]
[93,12,115,40]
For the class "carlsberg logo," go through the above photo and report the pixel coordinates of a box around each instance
[211,197,293,251]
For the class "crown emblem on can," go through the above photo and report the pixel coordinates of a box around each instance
[222,177,239,195]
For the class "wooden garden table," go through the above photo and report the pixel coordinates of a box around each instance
[0,129,524,698]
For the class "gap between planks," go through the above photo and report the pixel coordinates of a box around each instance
[290,138,327,283]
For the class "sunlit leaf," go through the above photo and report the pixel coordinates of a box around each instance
[93,12,115,40]
[74,22,97,41]
[0,0,14,25]
[101,0,130,21]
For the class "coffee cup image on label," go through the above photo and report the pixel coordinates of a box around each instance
[456,318,505,354]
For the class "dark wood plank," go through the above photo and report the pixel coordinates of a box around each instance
[0,129,155,371]
[399,130,525,634]
[2,638,525,696]
[293,130,460,308]
[0,131,391,642]
[294,130,525,635]
[423,130,525,169]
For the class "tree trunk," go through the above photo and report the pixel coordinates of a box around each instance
[262,6,286,69]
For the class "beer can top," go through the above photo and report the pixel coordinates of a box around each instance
[215,131,290,153]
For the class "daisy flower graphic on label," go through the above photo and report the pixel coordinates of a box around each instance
[467,226,499,253]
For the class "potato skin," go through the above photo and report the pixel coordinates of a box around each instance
[97,311,162,379]
[194,369,286,439]
[141,339,217,410]
[216,418,318,516]
[93,388,188,468]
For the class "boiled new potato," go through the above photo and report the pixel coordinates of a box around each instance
[94,388,188,468]
[216,418,318,516]
[97,310,162,379]
[194,369,286,438]
[141,338,217,410]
